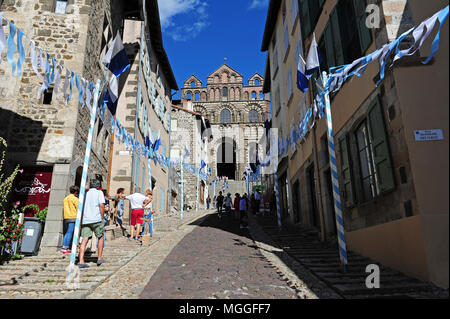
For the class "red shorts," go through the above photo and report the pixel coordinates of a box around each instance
[130,209,144,226]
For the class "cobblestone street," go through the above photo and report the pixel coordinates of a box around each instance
[140,211,301,299]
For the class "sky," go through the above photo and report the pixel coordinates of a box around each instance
[157,0,270,100]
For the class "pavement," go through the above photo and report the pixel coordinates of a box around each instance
[1,207,447,299]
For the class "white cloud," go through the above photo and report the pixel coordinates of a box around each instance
[249,0,269,10]
[158,0,210,41]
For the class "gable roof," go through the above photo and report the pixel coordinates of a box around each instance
[207,64,243,78]
[184,75,203,87]
[249,73,264,80]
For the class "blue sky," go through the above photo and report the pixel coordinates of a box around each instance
[157,0,270,99]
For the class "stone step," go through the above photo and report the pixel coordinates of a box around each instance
[335,282,435,296]
[316,270,402,279]
[0,269,114,279]
[322,275,418,286]
[0,282,95,292]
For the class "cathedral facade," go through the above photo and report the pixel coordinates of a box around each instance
[180,64,270,182]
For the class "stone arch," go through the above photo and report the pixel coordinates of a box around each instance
[214,74,219,83]
[209,88,215,101]
[185,90,192,100]
[244,91,249,100]
[249,109,259,122]
[201,91,207,101]
[229,87,235,100]
[221,71,229,83]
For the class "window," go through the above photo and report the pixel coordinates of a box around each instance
[222,87,228,97]
[259,91,264,99]
[249,110,259,123]
[186,92,192,100]
[284,25,290,58]
[42,87,53,104]
[286,68,293,101]
[191,81,196,88]
[54,0,68,14]
[339,95,395,207]
[254,79,260,85]
[320,0,372,71]
[300,0,325,41]
[252,91,257,99]
[195,92,200,101]
[220,109,231,123]
[291,0,299,28]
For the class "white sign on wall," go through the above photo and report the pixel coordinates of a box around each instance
[414,129,444,141]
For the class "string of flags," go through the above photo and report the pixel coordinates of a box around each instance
[112,117,210,181]
[263,5,449,163]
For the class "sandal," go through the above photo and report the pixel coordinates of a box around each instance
[78,263,90,268]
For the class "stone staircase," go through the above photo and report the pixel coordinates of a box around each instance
[253,213,449,299]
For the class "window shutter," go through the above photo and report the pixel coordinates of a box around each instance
[339,134,356,207]
[366,95,395,194]
[330,8,344,66]
[300,0,311,41]
[353,0,372,54]
[324,24,335,69]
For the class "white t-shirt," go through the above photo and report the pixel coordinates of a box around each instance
[126,193,147,209]
[82,188,105,225]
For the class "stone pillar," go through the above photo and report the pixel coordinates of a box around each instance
[40,164,71,254]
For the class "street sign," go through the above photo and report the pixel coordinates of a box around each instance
[414,129,444,141]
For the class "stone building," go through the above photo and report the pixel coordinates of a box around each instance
[0,0,147,253]
[109,0,178,218]
[169,101,212,211]
[261,0,448,287]
[180,64,271,186]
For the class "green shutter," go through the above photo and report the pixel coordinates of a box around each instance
[300,0,311,40]
[330,8,344,66]
[367,96,395,194]
[353,0,372,54]
[324,24,335,68]
[339,134,356,208]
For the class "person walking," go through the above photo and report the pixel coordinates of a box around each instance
[216,191,224,218]
[255,190,261,215]
[96,189,110,250]
[239,193,249,229]
[224,193,232,217]
[78,179,105,268]
[206,195,211,209]
[250,192,256,215]
[61,186,79,254]
[123,189,152,242]
[114,188,126,233]
[233,193,240,220]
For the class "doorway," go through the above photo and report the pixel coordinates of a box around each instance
[217,137,236,180]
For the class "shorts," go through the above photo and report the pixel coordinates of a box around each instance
[131,209,145,226]
[81,221,104,239]
[116,209,124,225]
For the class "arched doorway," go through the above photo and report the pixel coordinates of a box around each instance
[217,137,236,180]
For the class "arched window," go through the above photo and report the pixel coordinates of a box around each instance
[220,109,231,124]
[186,92,192,100]
[249,109,258,122]
[259,91,264,99]
[191,81,196,88]
[244,91,249,100]
[195,92,200,101]
[254,79,260,85]
[222,87,228,97]
[252,91,257,99]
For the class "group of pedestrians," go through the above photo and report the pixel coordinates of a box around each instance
[214,190,263,229]
[61,179,154,269]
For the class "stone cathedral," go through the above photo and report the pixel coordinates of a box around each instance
[181,64,271,182]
